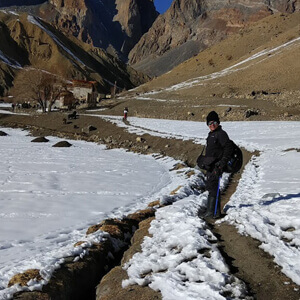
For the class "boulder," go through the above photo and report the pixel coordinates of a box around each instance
[0,131,8,136]
[88,125,97,132]
[245,109,259,118]
[52,141,72,147]
[31,137,49,143]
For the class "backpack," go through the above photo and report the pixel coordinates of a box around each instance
[224,141,243,173]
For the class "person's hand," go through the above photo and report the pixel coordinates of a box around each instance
[215,160,225,170]
[210,167,222,181]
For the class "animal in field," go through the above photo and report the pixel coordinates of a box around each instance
[67,111,78,120]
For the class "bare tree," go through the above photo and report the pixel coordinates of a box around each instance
[11,68,66,112]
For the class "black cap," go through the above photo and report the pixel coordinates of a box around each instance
[206,111,220,125]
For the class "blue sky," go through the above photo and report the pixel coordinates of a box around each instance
[154,0,173,14]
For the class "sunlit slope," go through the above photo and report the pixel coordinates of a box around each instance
[0,11,148,96]
[134,12,300,106]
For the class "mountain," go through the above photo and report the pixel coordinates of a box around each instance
[0,0,158,59]
[129,0,300,76]
[114,11,300,121]
[1,0,299,102]
[0,11,149,96]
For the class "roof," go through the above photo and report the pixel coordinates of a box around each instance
[70,80,97,88]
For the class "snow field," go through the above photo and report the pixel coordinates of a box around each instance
[1,115,300,299]
[96,116,300,288]
[0,127,190,299]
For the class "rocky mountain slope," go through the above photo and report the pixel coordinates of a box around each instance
[129,0,300,76]
[0,11,149,96]
[1,0,299,109]
[105,12,300,121]
[0,0,158,59]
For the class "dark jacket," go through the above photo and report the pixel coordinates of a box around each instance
[206,125,234,169]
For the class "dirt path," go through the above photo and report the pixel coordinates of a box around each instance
[0,111,299,299]
[209,161,300,299]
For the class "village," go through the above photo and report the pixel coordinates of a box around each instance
[1,79,117,113]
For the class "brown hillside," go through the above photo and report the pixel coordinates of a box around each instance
[0,0,158,59]
[129,0,300,76]
[106,12,300,121]
[0,11,148,96]
[141,12,300,92]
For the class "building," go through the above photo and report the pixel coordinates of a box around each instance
[68,80,99,108]
[53,90,76,109]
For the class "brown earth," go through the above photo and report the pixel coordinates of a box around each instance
[0,109,299,300]
[96,93,300,123]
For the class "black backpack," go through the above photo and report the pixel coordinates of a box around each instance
[224,141,243,173]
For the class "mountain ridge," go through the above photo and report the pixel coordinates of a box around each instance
[0,11,149,96]
[100,11,300,122]
[129,0,300,76]
[1,0,299,105]
[0,0,159,59]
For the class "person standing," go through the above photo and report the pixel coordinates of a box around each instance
[199,111,234,219]
[123,107,128,121]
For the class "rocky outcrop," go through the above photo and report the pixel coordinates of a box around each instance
[47,0,158,58]
[114,0,159,56]
[0,11,149,96]
[270,0,300,13]
[96,217,162,300]
[0,0,46,6]
[128,0,300,76]
[0,0,158,60]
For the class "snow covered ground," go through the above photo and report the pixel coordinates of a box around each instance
[0,126,202,299]
[0,104,13,110]
[0,115,300,299]
[98,116,300,292]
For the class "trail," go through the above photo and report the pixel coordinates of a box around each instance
[109,117,300,299]
[0,112,299,299]
[209,156,299,299]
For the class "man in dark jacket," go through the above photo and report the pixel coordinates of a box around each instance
[200,111,233,219]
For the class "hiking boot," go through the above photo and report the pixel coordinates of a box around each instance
[201,196,216,218]
[213,196,221,219]
[202,195,222,220]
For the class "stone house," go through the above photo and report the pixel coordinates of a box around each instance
[68,80,99,107]
[53,90,76,109]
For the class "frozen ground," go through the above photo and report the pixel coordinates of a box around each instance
[0,127,200,299]
[1,116,300,299]
[98,116,300,293]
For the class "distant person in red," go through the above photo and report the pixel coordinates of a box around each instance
[123,107,128,121]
